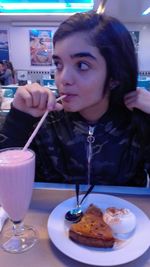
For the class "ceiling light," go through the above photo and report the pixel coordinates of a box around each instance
[142,7,150,15]
[97,0,107,14]
[0,0,94,14]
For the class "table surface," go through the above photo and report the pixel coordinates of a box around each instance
[0,187,150,267]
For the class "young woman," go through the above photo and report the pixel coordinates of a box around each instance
[1,12,150,186]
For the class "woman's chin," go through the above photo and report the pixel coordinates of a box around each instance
[63,105,79,112]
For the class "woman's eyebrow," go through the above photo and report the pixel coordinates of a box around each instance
[52,52,97,61]
[71,52,97,61]
[52,55,60,60]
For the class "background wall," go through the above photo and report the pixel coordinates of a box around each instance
[126,23,150,72]
[0,21,150,74]
[7,24,56,72]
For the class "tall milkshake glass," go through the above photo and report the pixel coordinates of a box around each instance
[0,147,38,253]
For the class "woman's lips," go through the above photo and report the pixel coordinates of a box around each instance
[61,93,77,102]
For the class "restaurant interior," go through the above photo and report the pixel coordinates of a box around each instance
[0,0,150,111]
[0,0,150,183]
[0,1,150,266]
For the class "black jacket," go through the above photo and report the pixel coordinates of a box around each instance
[0,106,150,186]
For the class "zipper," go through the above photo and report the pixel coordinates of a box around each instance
[87,126,95,184]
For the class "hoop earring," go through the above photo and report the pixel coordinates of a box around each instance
[109,80,120,90]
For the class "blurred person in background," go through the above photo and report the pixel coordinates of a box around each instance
[0,60,15,85]
[0,61,5,85]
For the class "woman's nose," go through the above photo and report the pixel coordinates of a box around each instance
[60,67,74,86]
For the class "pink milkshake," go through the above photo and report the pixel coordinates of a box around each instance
[0,148,35,222]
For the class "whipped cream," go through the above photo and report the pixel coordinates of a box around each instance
[103,207,136,234]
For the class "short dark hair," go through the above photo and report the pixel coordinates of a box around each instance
[53,12,138,108]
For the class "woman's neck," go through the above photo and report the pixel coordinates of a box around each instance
[79,97,109,123]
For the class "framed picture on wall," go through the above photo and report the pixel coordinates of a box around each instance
[29,29,53,66]
[0,30,9,61]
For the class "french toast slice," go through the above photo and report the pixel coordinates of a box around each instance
[69,204,115,248]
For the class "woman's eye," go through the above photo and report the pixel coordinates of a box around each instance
[77,62,89,71]
[53,61,63,70]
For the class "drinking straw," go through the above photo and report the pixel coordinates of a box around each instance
[22,95,66,151]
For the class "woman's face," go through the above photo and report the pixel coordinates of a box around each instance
[53,32,109,121]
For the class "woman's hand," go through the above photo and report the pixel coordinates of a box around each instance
[124,88,150,114]
[12,83,63,117]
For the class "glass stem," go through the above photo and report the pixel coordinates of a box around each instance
[12,221,24,236]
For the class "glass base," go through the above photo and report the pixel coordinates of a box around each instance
[1,224,38,253]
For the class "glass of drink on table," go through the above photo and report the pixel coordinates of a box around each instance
[0,147,38,253]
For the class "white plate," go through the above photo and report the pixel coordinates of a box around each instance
[47,193,150,266]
